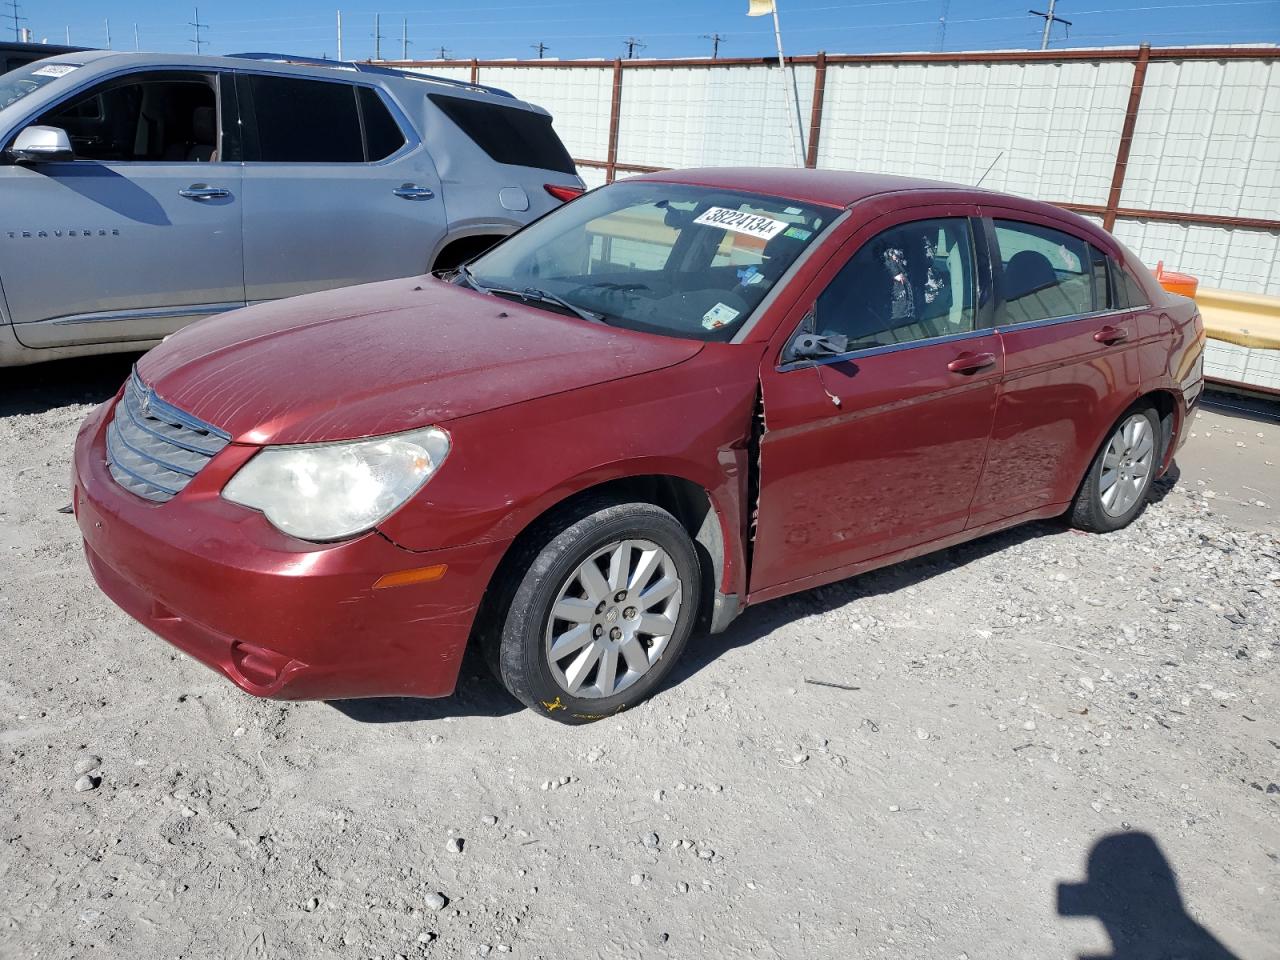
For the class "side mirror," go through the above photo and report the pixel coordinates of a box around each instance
[785,330,849,363]
[9,125,74,163]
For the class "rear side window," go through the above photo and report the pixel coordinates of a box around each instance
[1113,264,1151,309]
[817,217,977,351]
[241,75,405,163]
[358,86,406,161]
[428,93,575,174]
[994,220,1098,324]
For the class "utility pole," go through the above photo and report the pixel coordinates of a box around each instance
[105,18,112,49]
[337,10,343,60]
[702,33,725,59]
[133,22,140,51]
[435,45,450,60]
[531,41,549,59]
[623,37,646,59]
[65,25,70,44]
[400,17,410,60]
[2,1,27,42]
[1029,0,1071,50]
[189,6,208,54]
[936,0,950,52]
[373,12,382,61]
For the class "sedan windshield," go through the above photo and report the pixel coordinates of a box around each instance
[0,60,81,111]
[466,181,838,341]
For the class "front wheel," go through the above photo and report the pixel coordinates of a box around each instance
[485,500,701,723]
[1069,406,1161,533]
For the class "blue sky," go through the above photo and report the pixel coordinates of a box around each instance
[13,0,1280,61]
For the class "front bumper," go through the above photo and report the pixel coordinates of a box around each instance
[73,397,508,700]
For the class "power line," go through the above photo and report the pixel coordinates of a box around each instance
[188,6,208,54]
[1030,0,1073,49]
[2,1,27,42]
[702,33,726,59]
[623,36,646,58]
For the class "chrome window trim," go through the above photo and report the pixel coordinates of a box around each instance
[993,305,1134,335]
[778,325,993,373]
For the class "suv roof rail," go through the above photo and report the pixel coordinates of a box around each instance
[226,52,515,99]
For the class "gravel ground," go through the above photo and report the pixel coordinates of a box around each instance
[1,357,1278,960]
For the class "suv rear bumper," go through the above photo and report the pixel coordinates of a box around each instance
[73,397,507,700]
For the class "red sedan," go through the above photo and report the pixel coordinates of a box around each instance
[73,169,1205,723]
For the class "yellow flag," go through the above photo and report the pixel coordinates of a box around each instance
[747,0,775,15]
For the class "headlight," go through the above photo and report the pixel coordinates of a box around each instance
[222,427,451,542]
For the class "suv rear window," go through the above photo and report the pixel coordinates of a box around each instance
[428,93,575,174]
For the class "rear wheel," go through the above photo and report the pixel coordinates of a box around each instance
[1069,406,1161,533]
[484,500,700,723]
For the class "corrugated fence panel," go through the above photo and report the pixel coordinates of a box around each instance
[1123,59,1280,220]
[479,66,615,162]
[617,64,816,169]
[1112,220,1280,296]
[403,66,474,83]
[816,60,1132,206]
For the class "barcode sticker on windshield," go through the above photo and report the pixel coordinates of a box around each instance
[693,207,789,241]
[32,64,78,78]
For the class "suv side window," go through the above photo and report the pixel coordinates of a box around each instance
[238,75,405,163]
[36,71,219,162]
[993,219,1097,324]
[816,217,977,351]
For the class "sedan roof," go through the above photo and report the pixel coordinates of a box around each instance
[634,167,996,209]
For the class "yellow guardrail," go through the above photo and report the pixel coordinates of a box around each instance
[1196,287,1280,351]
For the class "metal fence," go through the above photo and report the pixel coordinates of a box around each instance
[390,46,1280,295]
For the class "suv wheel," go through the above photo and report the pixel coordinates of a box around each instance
[485,500,700,723]
[1069,405,1161,533]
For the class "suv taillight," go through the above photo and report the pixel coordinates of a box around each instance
[545,183,585,203]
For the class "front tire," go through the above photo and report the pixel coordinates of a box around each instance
[1069,405,1161,533]
[485,500,701,724]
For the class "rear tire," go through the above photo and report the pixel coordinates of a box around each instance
[1069,405,1161,533]
[483,499,701,724]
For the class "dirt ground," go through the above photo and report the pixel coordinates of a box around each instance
[1,355,1277,960]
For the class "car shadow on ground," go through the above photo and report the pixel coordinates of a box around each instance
[339,469,1186,724]
[1058,831,1242,959]
[0,352,141,418]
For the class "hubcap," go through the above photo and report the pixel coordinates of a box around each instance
[1099,414,1155,517]
[544,539,682,699]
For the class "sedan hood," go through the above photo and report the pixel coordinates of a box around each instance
[137,278,703,445]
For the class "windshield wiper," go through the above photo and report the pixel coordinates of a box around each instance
[488,285,607,325]
[456,264,488,293]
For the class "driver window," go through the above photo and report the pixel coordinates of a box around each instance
[817,217,977,351]
[38,71,219,162]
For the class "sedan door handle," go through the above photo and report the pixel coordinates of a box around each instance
[947,351,997,375]
[179,184,230,201]
[393,183,435,201]
[1094,325,1129,345]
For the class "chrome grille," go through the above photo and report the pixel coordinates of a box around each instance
[105,370,231,503]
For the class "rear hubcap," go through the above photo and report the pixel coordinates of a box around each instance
[544,539,682,699]
[1099,414,1156,517]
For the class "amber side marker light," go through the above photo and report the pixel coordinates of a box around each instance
[373,564,449,590]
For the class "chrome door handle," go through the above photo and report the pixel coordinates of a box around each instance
[179,184,230,201]
[393,183,435,201]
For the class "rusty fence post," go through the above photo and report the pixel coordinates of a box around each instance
[805,52,828,169]
[470,58,479,85]
[1104,43,1151,232]
[606,59,624,184]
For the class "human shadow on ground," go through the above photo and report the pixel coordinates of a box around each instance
[1058,831,1241,960]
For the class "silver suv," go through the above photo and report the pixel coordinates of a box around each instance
[0,51,584,367]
